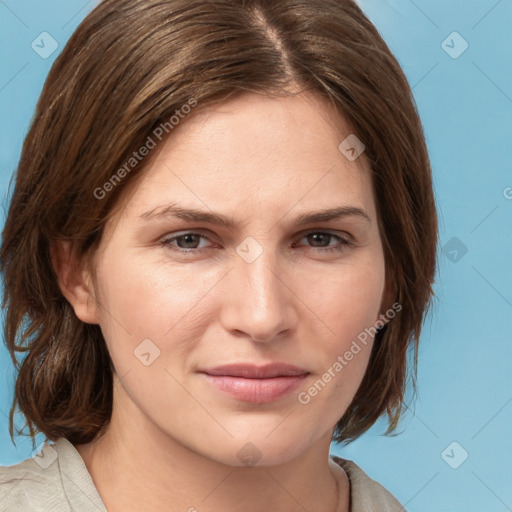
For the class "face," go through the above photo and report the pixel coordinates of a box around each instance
[78,91,386,466]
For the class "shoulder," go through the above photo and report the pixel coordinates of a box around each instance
[330,455,406,512]
[0,439,106,512]
[0,441,66,512]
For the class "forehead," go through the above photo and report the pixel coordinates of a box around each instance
[111,91,376,229]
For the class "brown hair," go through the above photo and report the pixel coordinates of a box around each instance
[0,0,437,448]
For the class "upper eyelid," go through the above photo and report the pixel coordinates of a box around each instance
[162,229,353,245]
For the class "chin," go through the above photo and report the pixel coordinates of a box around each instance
[195,430,318,468]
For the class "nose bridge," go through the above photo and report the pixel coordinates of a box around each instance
[223,236,294,342]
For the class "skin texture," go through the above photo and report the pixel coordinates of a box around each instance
[56,91,386,512]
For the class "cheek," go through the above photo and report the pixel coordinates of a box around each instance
[92,251,222,365]
[339,266,384,337]
[302,256,385,345]
[91,253,212,415]
[296,254,385,403]
[295,288,381,432]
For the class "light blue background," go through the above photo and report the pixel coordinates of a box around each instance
[1,1,511,510]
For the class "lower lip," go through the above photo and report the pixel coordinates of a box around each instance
[201,373,308,403]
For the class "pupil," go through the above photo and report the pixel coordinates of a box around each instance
[309,233,328,247]
[181,234,198,248]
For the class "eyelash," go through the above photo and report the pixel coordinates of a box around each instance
[160,231,355,255]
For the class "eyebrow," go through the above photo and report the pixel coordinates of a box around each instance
[138,204,371,228]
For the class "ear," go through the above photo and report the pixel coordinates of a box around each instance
[51,240,101,324]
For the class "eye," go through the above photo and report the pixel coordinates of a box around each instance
[293,231,354,253]
[160,230,355,256]
[160,232,213,254]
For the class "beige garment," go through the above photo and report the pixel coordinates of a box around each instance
[0,438,405,511]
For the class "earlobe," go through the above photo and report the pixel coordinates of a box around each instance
[51,240,101,324]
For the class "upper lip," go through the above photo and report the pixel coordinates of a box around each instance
[201,363,309,379]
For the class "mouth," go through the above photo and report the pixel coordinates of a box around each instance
[199,363,310,403]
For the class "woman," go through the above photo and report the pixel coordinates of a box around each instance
[0,0,437,510]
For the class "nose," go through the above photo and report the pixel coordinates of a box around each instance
[219,243,297,343]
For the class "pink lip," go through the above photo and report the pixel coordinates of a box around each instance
[200,363,309,403]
